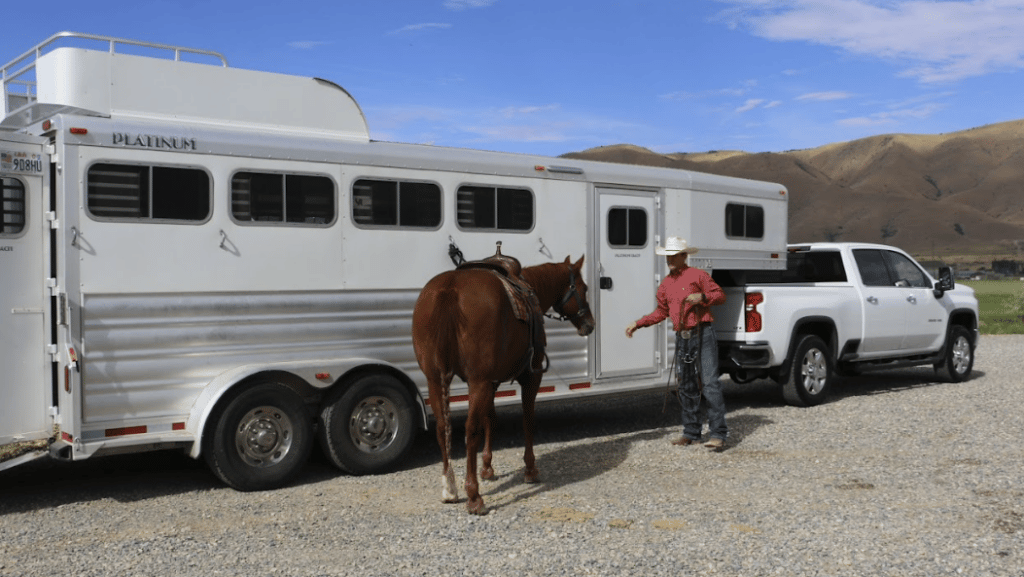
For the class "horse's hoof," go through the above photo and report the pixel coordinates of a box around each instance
[524,469,540,484]
[466,498,488,515]
[481,467,495,481]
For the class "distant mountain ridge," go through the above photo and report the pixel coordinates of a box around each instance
[562,119,1024,259]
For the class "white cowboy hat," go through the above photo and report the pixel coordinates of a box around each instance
[655,236,700,256]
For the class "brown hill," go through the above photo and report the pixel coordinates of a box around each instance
[563,120,1024,260]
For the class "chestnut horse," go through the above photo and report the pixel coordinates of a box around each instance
[412,255,595,514]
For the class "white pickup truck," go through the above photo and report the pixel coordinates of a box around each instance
[711,242,979,406]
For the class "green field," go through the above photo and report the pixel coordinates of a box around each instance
[960,279,1024,335]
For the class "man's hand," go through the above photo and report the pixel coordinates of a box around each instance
[625,322,638,338]
[685,292,704,304]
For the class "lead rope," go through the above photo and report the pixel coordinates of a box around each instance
[662,341,678,413]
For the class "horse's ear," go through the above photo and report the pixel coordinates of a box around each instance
[574,255,585,270]
[563,256,572,265]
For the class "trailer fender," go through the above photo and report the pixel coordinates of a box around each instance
[185,358,426,459]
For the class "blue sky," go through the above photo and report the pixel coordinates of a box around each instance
[7,0,1024,156]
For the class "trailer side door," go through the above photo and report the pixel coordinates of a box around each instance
[596,189,661,378]
[0,133,52,446]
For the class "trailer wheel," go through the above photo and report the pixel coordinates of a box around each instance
[781,335,833,407]
[203,382,313,491]
[936,325,974,382]
[319,373,416,475]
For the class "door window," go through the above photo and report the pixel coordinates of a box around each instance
[882,251,930,287]
[607,207,648,248]
[853,249,892,286]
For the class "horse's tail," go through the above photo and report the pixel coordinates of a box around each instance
[413,275,463,385]
[428,284,463,377]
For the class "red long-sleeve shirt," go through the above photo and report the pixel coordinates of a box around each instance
[635,266,726,332]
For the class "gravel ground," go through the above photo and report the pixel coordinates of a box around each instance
[2,335,1022,577]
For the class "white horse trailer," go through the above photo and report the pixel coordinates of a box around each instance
[0,32,787,489]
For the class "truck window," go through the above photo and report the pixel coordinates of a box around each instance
[351,178,441,228]
[88,164,210,222]
[854,249,930,287]
[457,185,533,231]
[1,177,25,234]
[233,172,335,225]
[853,249,894,286]
[725,203,764,240]
[607,207,648,248]
[881,250,930,287]
[723,250,847,284]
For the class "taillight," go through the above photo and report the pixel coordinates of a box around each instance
[745,292,763,332]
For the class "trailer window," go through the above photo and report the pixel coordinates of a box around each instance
[457,186,533,231]
[351,179,441,228]
[725,203,764,240]
[87,164,210,222]
[232,172,335,225]
[607,207,648,248]
[1,178,26,235]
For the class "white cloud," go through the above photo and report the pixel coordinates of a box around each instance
[714,0,1024,83]
[660,81,757,101]
[444,0,497,10]
[837,102,947,127]
[736,99,765,113]
[499,104,561,117]
[796,91,854,101]
[764,100,783,108]
[390,23,452,34]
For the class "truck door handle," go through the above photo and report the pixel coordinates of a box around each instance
[906,295,917,304]
[866,296,878,304]
[599,277,613,290]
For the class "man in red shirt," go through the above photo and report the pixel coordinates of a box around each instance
[625,237,728,450]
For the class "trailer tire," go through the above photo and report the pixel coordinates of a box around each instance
[936,325,974,382]
[319,373,416,475]
[781,335,833,407]
[203,382,313,491]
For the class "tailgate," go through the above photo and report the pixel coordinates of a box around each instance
[712,286,748,340]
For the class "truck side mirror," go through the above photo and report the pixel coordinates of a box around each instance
[933,266,954,298]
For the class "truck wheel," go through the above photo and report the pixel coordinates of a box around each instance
[203,382,313,491]
[781,335,833,407]
[937,325,974,382]
[319,374,416,475]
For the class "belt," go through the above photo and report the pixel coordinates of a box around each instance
[676,322,710,339]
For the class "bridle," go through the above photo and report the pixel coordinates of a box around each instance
[546,264,591,324]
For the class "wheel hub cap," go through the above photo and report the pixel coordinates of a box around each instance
[236,406,293,467]
[349,396,399,453]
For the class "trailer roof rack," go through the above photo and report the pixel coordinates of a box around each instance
[0,31,369,140]
[2,31,228,119]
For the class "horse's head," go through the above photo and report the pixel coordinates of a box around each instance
[553,255,596,336]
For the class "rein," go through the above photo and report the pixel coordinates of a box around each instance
[545,264,590,323]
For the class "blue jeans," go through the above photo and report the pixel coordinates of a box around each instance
[676,324,728,441]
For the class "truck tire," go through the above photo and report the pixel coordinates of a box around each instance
[319,374,416,475]
[936,325,974,382]
[781,335,833,407]
[203,381,314,491]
